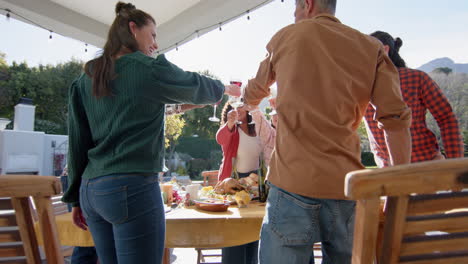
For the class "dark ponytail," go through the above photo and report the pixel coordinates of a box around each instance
[370,31,407,68]
[84,2,155,98]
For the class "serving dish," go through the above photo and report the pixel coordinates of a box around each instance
[194,198,230,212]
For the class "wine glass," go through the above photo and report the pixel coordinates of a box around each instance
[228,79,244,124]
[241,86,255,125]
[208,103,220,122]
[230,78,242,89]
[228,95,244,124]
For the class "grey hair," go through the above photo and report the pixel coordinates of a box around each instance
[296,0,337,15]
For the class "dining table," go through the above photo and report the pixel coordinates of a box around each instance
[34,201,267,264]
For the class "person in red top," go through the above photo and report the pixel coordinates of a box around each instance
[365,31,464,167]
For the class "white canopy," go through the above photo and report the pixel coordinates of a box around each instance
[0,0,274,53]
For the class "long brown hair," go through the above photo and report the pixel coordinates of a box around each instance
[220,102,255,136]
[84,2,155,98]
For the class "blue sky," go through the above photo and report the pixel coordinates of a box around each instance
[1,0,467,84]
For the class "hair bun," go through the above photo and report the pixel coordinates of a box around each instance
[394,37,403,51]
[115,2,136,15]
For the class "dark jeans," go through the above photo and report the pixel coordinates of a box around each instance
[80,174,165,264]
[259,183,356,264]
[61,175,98,264]
[222,241,259,264]
[71,247,98,264]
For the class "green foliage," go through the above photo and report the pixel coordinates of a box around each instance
[463,130,468,156]
[361,152,377,167]
[427,72,468,152]
[165,115,185,149]
[432,67,453,75]
[357,120,370,152]
[175,165,187,176]
[0,57,83,134]
[187,158,211,179]
[176,136,220,159]
[181,70,228,138]
[175,136,222,178]
[0,52,7,68]
[35,119,62,135]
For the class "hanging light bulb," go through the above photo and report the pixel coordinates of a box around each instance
[6,9,11,21]
[48,31,53,43]
[219,23,222,31]
[247,10,250,20]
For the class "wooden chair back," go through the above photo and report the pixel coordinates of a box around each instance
[202,170,219,187]
[345,158,468,264]
[0,175,64,264]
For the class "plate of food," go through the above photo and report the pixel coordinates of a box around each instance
[193,198,231,212]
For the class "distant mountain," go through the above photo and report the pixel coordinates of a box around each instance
[418,57,468,73]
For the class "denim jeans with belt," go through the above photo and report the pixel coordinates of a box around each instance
[259,183,356,264]
[79,174,165,264]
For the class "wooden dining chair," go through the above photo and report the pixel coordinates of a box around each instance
[201,170,219,187]
[345,158,468,264]
[30,192,75,259]
[0,175,64,264]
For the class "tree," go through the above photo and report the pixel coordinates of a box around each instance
[357,120,370,152]
[426,72,468,152]
[0,52,7,68]
[181,70,228,139]
[432,67,453,75]
[0,58,83,134]
[165,114,186,163]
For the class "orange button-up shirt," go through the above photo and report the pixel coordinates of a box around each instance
[244,14,411,199]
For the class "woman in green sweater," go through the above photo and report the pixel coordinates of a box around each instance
[62,2,240,263]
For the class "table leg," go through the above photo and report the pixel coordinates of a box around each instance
[163,248,171,264]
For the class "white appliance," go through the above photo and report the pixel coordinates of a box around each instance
[0,99,68,176]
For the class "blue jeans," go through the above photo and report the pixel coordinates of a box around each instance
[61,175,98,264]
[259,184,355,264]
[71,247,98,264]
[222,241,258,264]
[80,174,165,264]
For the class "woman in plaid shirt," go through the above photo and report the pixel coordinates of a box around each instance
[365,31,464,167]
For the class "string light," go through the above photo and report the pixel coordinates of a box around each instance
[85,43,88,52]
[2,0,272,53]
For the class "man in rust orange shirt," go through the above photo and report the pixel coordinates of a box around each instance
[243,0,412,263]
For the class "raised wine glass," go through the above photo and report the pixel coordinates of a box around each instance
[208,103,220,122]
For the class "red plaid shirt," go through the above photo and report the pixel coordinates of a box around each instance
[365,68,464,167]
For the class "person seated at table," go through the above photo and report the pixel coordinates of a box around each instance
[61,2,240,264]
[215,102,275,264]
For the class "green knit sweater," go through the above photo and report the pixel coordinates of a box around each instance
[62,52,224,206]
